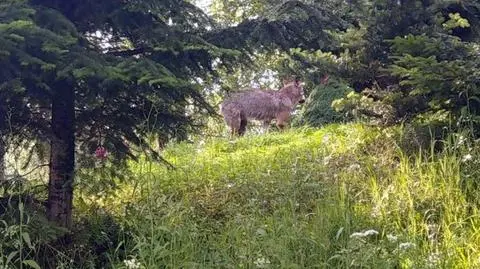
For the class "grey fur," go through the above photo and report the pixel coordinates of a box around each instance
[221,80,305,135]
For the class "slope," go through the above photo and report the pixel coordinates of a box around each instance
[77,123,480,268]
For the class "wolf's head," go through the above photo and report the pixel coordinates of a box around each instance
[282,78,305,105]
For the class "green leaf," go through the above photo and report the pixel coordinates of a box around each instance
[6,251,18,264]
[469,96,480,104]
[22,232,33,249]
[23,259,41,269]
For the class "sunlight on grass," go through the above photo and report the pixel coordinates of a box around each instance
[75,123,480,268]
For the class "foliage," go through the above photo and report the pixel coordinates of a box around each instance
[0,192,68,269]
[332,90,397,125]
[330,1,480,128]
[1,0,246,171]
[295,77,352,126]
[388,33,480,125]
[206,0,348,52]
[210,0,276,26]
[64,124,480,268]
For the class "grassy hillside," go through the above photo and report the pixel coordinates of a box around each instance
[74,124,480,268]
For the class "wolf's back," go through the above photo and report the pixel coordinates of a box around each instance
[228,90,282,120]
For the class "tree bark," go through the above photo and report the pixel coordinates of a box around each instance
[0,138,5,184]
[47,82,75,229]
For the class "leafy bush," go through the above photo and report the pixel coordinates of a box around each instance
[295,77,352,127]
[331,6,480,129]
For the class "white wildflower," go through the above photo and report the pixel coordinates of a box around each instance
[363,229,379,236]
[349,232,365,238]
[227,183,235,188]
[124,258,141,269]
[386,234,398,242]
[256,228,267,236]
[254,256,271,268]
[462,154,473,162]
[398,242,416,251]
[371,205,381,218]
[323,155,332,165]
[458,135,465,145]
[322,135,330,144]
[426,252,441,268]
[347,163,361,171]
[350,229,379,238]
[427,224,439,241]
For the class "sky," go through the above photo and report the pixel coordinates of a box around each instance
[192,0,278,90]
[194,0,212,14]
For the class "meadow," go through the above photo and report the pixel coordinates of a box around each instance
[56,123,479,268]
[2,123,480,268]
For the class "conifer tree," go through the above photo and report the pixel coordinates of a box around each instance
[0,0,233,228]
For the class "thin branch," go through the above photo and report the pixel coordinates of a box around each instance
[107,47,152,57]
[8,163,50,179]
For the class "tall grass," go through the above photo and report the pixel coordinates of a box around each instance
[72,123,477,269]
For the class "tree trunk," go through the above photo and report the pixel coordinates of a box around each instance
[0,138,5,184]
[47,82,75,229]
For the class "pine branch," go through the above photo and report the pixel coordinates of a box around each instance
[107,47,152,57]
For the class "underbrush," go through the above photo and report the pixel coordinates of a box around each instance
[2,123,480,268]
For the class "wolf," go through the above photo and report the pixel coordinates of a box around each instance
[220,79,306,136]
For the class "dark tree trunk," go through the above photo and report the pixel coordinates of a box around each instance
[0,138,5,184]
[47,82,75,229]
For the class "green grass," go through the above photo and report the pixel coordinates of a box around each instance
[73,123,480,268]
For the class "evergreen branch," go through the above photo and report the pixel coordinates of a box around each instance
[107,47,153,57]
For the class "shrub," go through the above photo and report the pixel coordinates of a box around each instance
[295,77,352,127]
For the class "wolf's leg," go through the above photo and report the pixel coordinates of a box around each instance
[231,117,242,136]
[262,121,271,134]
[223,107,242,136]
[276,111,290,131]
[238,116,248,136]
